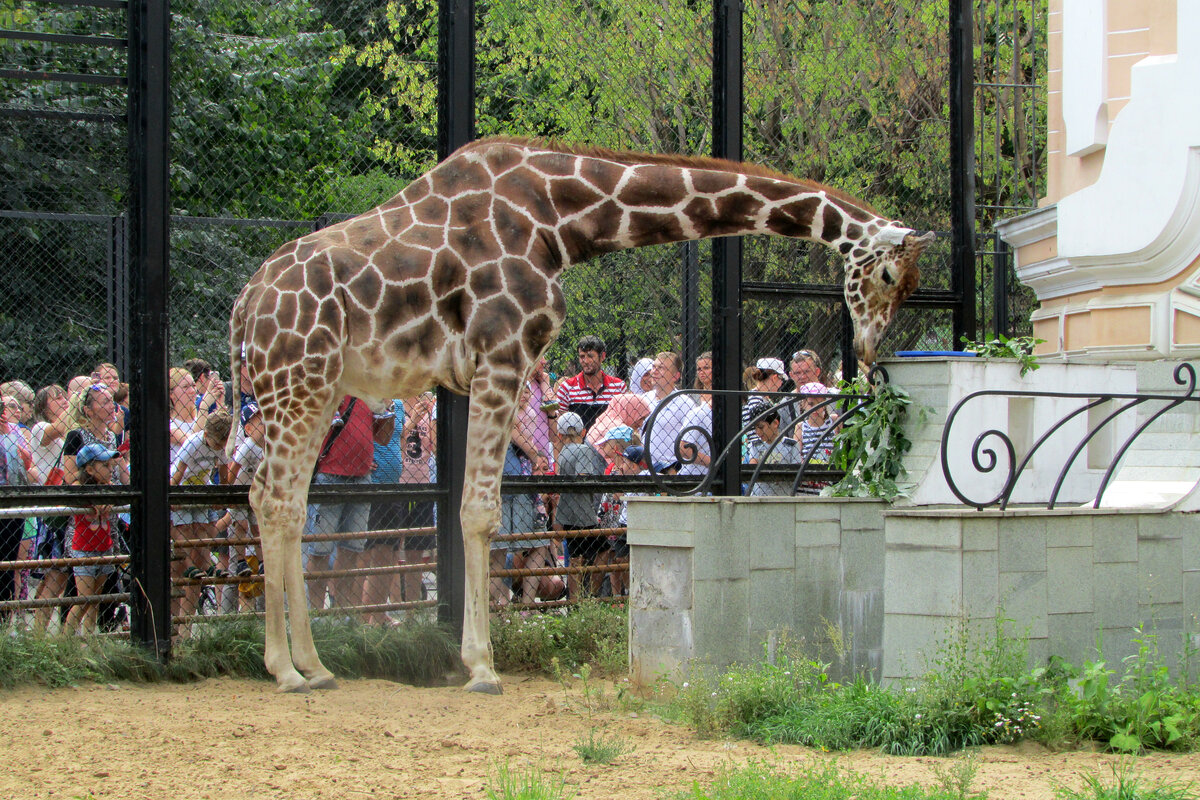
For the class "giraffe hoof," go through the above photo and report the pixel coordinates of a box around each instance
[277,679,312,694]
[307,674,339,691]
[465,680,503,695]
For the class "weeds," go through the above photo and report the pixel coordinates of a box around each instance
[1055,760,1199,799]
[485,760,576,800]
[674,759,983,800]
[491,600,627,675]
[0,616,457,688]
[571,728,634,764]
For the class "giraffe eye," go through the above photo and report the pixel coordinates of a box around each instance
[880,268,895,286]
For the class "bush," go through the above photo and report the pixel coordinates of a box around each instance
[490,600,627,676]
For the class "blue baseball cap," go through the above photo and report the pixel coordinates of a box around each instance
[240,400,261,426]
[76,442,118,469]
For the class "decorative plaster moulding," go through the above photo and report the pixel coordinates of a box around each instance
[1056,2,1200,290]
[996,205,1102,300]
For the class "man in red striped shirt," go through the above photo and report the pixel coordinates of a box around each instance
[555,335,627,432]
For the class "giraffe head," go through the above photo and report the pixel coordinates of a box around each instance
[845,228,936,367]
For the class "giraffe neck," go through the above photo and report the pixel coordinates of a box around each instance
[540,152,897,266]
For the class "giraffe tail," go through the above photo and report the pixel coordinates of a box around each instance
[227,289,248,462]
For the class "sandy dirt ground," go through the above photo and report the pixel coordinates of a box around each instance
[2,674,1199,800]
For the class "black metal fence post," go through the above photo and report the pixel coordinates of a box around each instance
[712,0,743,497]
[126,0,172,655]
[950,0,977,346]
[436,0,475,636]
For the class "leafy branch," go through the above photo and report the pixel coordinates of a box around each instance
[825,376,927,501]
[960,334,1046,377]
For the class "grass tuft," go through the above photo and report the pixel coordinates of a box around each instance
[0,616,458,688]
[1055,760,1200,800]
[485,760,576,800]
[571,727,634,764]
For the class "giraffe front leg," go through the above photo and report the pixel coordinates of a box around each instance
[253,482,311,693]
[459,397,516,695]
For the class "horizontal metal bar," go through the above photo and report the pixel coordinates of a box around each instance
[171,214,314,229]
[0,29,127,47]
[0,67,125,86]
[743,281,962,308]
[26,0,128,8]
[0,209,119,223]
[0,106,122,123]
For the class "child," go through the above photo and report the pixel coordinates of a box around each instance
[746,408,806,496]
[170,410,232,622]
[65,443,119,635]
[553,412,607,598]
[215,402,265,611]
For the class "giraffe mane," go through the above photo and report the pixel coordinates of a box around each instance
[465,136,883,218]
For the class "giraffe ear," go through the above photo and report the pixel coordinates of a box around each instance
[875,226,913,247]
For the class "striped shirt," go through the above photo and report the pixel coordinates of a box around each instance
[556,371,627,430]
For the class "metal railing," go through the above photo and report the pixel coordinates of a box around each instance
[940,362,1200,510]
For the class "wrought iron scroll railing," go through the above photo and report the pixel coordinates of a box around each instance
[640,368,891,497]
[940,362,1200,510]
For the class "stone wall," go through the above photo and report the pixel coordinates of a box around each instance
[627,496,887,687]
[883,507,1200,681]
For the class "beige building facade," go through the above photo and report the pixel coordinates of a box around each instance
[996,1,1200,359]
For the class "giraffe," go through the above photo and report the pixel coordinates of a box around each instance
[228,136,934,694]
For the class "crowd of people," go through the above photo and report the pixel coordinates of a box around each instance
[0,339,841,629]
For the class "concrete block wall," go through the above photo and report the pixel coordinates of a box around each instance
[627,495,887,687]
[882,508,1200,681]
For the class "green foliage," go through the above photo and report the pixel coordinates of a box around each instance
[961,334,1046,377]
[0,616,456,688]
[490,600,628,676]
[485,760,577,800]
[826,377,926,500]
[673,759,984,800]
[1042,629,1200,753]
[1055,761,1200,800]
[571,727,634,765]
[0,629,162,689]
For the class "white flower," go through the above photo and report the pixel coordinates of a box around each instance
[682,682,689,688]
[914,714,922,720]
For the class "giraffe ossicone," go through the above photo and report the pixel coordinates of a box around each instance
[228,137,933,694]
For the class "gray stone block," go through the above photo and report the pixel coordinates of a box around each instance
[997,570,1048,639]
[629,497,694,533]
[1182,519,1200,573]
[796,520,842,548]
[795,500,842,524]
[1092,561,1139,628]
[962,550,999,618]
[1047,513,1094,548]
[1139,513,1185,543]
[998,517,1047,573]
[882,613,954,682]
[962,517,999,552]
[748,569,796,636]
[887,514,962,549]
[839,499,888,532]
[795,578,840,632]
[838,588,884,658]
[693,512,749,581]
[884,543,962,616]
[630,548,693,611]
[693,578,749,671]
[1184,570,1200,620]
[1047,612,1097,666]
[1046,546,1094,614]
[747,503,797,571]
[1139,537,1183,605]
[1092,514,1138,563]
[796,544,840,583]
[629,608,695,685]
[840,528,886,593]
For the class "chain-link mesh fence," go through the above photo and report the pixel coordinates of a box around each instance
[1,0,1044,634]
